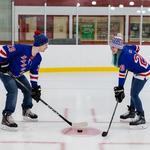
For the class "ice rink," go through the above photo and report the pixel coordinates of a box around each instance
[0,72,150,150]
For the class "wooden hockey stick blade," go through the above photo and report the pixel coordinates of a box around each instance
[71,122,88,128]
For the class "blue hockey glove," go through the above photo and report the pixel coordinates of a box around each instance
[114,86,125,103]
[31,85,41,103]
[0,62,9,73]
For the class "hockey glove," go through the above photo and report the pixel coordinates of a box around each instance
[0,62,9,73]
[114,86,125,103]
[31,85,41,103]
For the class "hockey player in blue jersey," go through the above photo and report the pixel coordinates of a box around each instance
[0,31,48,129]
[110,33,150,128]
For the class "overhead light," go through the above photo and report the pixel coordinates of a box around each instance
[76,2,80,7]
[110,6,115,10]
[119,4,124,8]
[92,0,97,5]
[148,8,150,12]
[129,1,134,6]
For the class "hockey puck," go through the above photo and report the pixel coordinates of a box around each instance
[77,129,83,133]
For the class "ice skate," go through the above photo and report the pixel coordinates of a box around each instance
[129,114,147,129]
[120,105,136,122]
[1,113,18,130]
[22,108,38,121]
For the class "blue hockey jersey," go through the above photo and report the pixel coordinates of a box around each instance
[0,44,42,88]
[117,45,150,87]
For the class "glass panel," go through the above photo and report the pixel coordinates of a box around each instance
[46,16,53,39]
[47,16,69,44]
[18,15,44,44]
[73,16,108,44]
[110,16,125,39]
[142,16,150,44]
[96,17,108,42]
[129,16,140,43]
[0,0,12,44]
[53,16,69,39]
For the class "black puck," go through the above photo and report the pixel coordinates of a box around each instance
[77,129,83,133]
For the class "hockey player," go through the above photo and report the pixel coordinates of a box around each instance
[0,31,48,129]
[110,33,150,128]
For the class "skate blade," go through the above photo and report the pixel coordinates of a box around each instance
[1,124,18,131]
[129,124,147,130]
[120,118,135,123]
[23,116,38,122]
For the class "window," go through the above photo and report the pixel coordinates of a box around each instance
[73,16,108,44]
[47,16,69,44]
[73,16,125,44]
[47,16,69,40]
[18,15,44,43]
[129,16,140,43]
[110,16,125,39]
[18,15,69,44]
[96,17,108,42]
[142,16,150,44]
[53,16,69,39]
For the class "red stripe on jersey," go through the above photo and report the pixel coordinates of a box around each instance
[119,73,125,77]
[139,72,150,77]
[0,49,7,57]
[30,76,38,80]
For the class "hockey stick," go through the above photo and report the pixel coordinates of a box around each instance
[5,72,88,128]
[102,70,128,137]
[101,101,118,137]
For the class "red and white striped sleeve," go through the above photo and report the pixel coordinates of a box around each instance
[30,72,39,88]
[0,47,7,60]
[30,73,39,82]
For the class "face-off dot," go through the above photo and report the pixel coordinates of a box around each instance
[62,127,100,136]
[77,129,83,133]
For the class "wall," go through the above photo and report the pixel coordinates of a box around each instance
[41,45,111,67]
[39,45,150,72]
